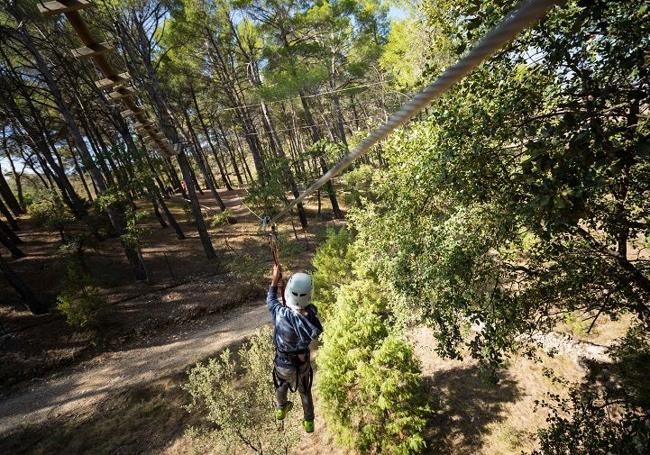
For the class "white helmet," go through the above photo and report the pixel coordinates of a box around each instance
[284,272,313,310]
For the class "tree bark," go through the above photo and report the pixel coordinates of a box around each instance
[0,198,19,231]
[213,116,243,186]
[0,253,46,314]
[179,151,216,259]
[0,167,23,216]
[0,224,24,258]
[154,189,185,239]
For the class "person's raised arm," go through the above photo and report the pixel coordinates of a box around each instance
[271,264,282,288]
[267,264,282,313]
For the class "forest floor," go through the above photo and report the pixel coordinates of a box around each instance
[0,188,631,454]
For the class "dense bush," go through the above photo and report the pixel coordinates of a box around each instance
[316,280,429,454]
[56,263,106,328]
[342,164,377,208]
[184,327,300,454]
[532,325,650,454]
[29,192,74,241]
[311,227,357,319]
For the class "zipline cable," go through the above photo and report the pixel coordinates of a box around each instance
[268,0,566,227]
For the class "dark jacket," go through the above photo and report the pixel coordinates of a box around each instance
[267,286,323,367]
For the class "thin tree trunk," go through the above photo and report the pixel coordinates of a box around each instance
[0,224,24,258]
[182,108,227,210]
[0,253,46,314]
[150,193,167,228]
[69,144,94,202]
[190,86,234,190]
[179,151,216,259]
[154,189,185,239]
[214,116,243,186]
[0,198,19,230]
[0,159,24,215]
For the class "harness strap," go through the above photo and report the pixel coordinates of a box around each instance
[273,349,311,393]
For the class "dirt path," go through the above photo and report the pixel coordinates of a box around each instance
[0,300,270,438]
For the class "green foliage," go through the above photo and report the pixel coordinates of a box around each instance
[29,191,74,240]
[311,227,357,320]
[306,139,346,163]
[347,0,650,369]
[244,157,291,216]
[120,206,149,249]
[209,209,235,229]
[342,163,377,208]
[562,311,593,338]
[56,263,106,328]
[532,386,650,455]
[184,327,299,454]
[317,280,429,454]
[533,326,650,454]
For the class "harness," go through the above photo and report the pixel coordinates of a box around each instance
[273,348,313,393]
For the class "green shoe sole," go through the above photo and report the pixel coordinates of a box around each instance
[303,419,314,433]
[275,401,293,421]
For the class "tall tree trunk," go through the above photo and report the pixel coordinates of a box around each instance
[154,188,185,239]
[0,224,24,258]
[178,151,216,259]
[69,143,94,202]
[299,93,343,219]
[0,165,23,216]
[182,108,227,210]
[205,32,266,180]
[190,86,234,190]
[117,18,216,259]
[14,25,153,266]
[0,254,46,314]
[213,116,243,186]
[150,193,167,228]
[0,49,85,217]
[0,198,19,231]
[329,77,348,148]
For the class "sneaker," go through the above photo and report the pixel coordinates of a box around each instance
[275,401,293,421]
[303,419,315,433]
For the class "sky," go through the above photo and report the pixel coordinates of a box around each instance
[388,5,410,21]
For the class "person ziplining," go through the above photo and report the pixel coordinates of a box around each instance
[266,232,323,433]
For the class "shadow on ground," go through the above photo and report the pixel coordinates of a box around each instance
[0,372,191,455]
[424,365,521,454]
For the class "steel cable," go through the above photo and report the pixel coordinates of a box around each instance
[269,0,566,226]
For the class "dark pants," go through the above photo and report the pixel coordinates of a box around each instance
[274,361,314,421]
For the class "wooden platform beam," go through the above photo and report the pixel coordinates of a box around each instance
[120,108,143,117]
[71,42,112,59]
[134,121,154,130]
[108,87,136,100]
[95,72,130,90]
[38,0,93,16]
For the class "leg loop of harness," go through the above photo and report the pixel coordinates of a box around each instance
[273,351,310,393]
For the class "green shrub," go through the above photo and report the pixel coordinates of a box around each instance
[312,227,356,320]
[56,264,106,328]
[317,280,429,454]
[184,327,300,454]
[342,164,377,208]
[29,192,74,241]
[532,326,650,454]
[210,209,235,229]
[533,386,649,455]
